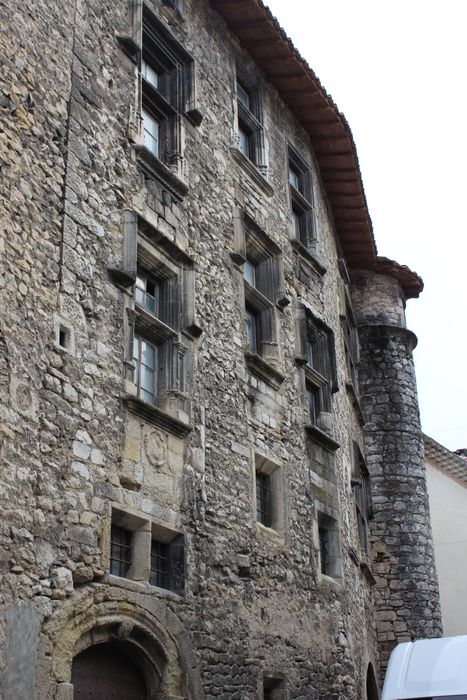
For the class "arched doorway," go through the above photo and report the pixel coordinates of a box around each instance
[72,642,147,699]
[366,662,379,700]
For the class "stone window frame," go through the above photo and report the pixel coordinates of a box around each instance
[287,145,316,252]
[253,453,285,542]
[53,315,76,356]
[351,442,373,559]
[295,304,339,451]
[107,506,185,596]
[230,66,273,197]
[231,208,288,390]
[338,258,362,413]
[119,2,202,200]
[110,210,201,438]
[316,510,343,583]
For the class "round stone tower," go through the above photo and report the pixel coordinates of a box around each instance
[351,269,442,669]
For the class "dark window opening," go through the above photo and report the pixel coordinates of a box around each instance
[150,539,169,589]
[150,534,185,594]
[245,305,259,354]
[318,512,341,579]
[256,471,272,527]
[110,525,132,578]
[263,677,285,700]
[58,325,69,349]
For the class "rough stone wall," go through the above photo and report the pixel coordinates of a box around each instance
[0,1,422,698]
[352,271,442,670]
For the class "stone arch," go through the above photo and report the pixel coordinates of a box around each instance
[366,662,379,700]
[42,589,204,699]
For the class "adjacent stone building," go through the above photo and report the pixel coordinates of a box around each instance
[0,0,442,697]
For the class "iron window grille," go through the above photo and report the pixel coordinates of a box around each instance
[110,525,132,578]
[150,535,185,594]
[150,539,169,589]
[256,471,272,527]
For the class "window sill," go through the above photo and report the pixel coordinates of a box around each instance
[318,572,344,589]
[229,146,274,197]
[106,573,183,599]
[123,393,192,438]
[115,33,140,63]
[305,424,340,452]
[134,144,189,199]
[245,351,284,391]
[291,239,326,276]
[255,521,285,546]
[345,381,365,426]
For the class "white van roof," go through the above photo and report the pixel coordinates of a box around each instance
[381,635,467,700]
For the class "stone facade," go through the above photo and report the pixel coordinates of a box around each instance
[0,0,440,698]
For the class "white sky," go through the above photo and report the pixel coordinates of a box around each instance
[264,0,467,451]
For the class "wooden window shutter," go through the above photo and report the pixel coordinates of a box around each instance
[295,306,307,364]
[182,266,201,336]
[302,169,314,204]
[259,306,276,345]
[231,207,246,264]
[302,208,316,249]
[159,276,180,331]
[256,256,277,303]
[183,61,195,114]
[121,210,138,285]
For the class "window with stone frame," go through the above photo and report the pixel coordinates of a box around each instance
[149,532,185,595]
[231,210,288,389]
[317,511,342,580]
[110,508,185,595]
[127,5,201,195]
[111,211,201,437]
[296,306,337,433]
[235,69,267,175]
[338,259,360,393]
[254,454,284,536]
[351,443,373,556]
[288,146,315,253]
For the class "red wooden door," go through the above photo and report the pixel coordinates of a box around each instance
[72,643,147,699]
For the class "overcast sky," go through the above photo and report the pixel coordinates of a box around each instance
[264,0,466,451]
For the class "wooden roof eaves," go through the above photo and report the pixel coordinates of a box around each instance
[210,0,423,298]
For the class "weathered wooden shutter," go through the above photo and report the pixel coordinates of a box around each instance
[295,306,308,364]
[259,306,276,345]
[159,276,180,330]
[302,169,314,205]
[231,208,246,264]
[256,256,277,302]
[122,210,138,284]
[302,207,316,249]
